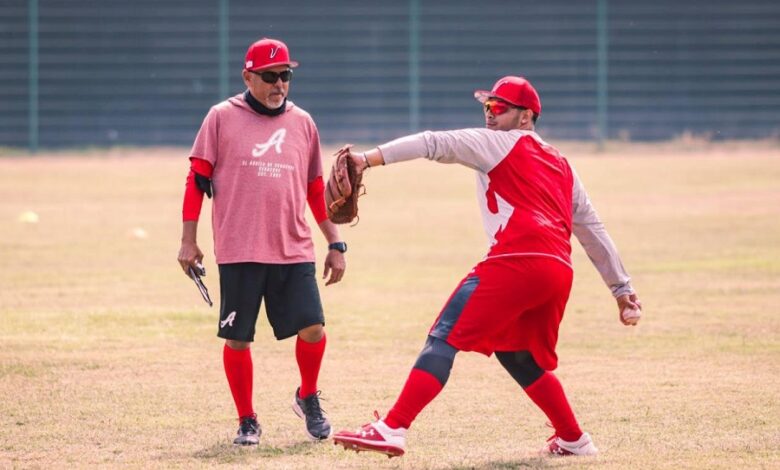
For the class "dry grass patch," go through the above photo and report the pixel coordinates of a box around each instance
[1,142,778,469]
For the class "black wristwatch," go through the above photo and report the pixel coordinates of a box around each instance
[328,242,347,253]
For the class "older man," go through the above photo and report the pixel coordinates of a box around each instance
[177,38,347,445]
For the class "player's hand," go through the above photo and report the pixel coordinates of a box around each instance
[323,249,346,286]
[178,241,204,276]
[617,293,642,326]
[349,149,369,175]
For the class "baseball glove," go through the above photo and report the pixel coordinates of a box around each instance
[325,144,364,224]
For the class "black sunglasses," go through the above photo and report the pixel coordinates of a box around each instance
[249,69,293,84]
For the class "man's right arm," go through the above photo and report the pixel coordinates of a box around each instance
[178,221,203,274]
[177,158,213,275]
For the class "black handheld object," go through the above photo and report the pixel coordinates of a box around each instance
[188,262,213,306]
[195,173,212,198]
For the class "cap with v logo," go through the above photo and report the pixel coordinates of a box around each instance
[474,76,541,115]
[244,37,299,71]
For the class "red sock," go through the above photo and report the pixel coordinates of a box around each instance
[223,344,254,419]
[384,368,444,430]
[296,332,326,398]
[524,371,582,441]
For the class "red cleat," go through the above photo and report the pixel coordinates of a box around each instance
[333,411,407,458]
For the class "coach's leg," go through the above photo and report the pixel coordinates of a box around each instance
[496,350,582,442]
[224,340,255,419]
[384,335,458,430]
[293,323,331,440]
[296,324,326,398]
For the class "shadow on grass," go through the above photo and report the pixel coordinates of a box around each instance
[194,440,318,463]
[448,457,558,470]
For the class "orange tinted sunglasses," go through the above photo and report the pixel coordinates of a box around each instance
[483,99,514,116]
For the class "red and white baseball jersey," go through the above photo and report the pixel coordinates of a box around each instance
[379,129,632,297]
[189,95,323,264]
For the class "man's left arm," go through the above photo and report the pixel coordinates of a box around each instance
[305,120,346,285]
[571,169,642,325]
[317,218,346,286]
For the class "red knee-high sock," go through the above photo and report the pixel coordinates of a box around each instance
[223,344,254,419]
[296,333,326,398]
[524,371,582,441]
[384,368,444,430]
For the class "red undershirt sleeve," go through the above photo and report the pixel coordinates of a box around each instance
[190,157,214,178]
[182,157,214,222]
[307,176,328,224]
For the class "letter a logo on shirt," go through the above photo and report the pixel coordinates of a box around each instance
[252,128,286,157]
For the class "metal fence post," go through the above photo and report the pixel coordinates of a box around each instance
[409,0,420,133]
[219,0,229,100]
[28,0,39,153]
[596,0,608,148]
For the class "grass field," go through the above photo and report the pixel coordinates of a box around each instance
[1,141,779,469]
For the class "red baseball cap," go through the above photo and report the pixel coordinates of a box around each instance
[474,76,541,115]
[244,38,299,71]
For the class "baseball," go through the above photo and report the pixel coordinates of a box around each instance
[622,306,641,325]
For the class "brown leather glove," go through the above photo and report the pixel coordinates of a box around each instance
[325,144,365,224]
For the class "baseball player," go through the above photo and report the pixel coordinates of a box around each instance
[177,38,347,445]
[332,76,642,457]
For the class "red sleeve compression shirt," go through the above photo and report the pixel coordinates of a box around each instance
[307,176,327,224]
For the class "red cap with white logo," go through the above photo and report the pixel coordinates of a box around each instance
[474,76,541,115]
[244,38,299,71]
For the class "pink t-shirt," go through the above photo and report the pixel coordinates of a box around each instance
[190,95,323,264]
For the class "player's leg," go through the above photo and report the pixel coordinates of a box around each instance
[296,323,326,399]
[218,263,266,445]
[334,265,507,457]
[292,323,330,440]
[265,262,331,440]
[385,335,458,429]
[333,335,458,457]
[495,350,595,455]
[495,259,596,456]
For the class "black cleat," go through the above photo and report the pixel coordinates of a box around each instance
[292,387,332,440]
[233,414,261,446]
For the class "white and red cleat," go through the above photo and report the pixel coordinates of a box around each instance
[542,432,598,456]
[333,411,407,458]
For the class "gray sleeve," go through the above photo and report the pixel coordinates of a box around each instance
[571,168,634,298]
[378,129,521,173]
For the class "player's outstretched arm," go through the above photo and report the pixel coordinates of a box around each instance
[347,147,385,174]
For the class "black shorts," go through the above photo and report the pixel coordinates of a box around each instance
[217,262,324,342]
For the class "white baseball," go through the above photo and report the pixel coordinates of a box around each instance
[622,306,641,325]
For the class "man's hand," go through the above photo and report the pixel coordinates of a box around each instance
[617,292,642,326]
[322,249,346,286]
[178,240,204,276]
[349,147,384,175]
[349,149,369,176]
